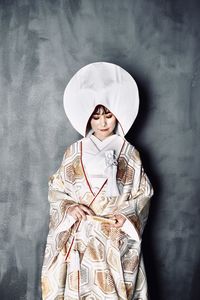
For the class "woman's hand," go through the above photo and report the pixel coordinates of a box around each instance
[110,214,126,228]
[67,204,95,221]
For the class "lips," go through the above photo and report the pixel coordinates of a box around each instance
[100,129,109,131]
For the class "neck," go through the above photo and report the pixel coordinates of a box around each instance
[93,133,114,141]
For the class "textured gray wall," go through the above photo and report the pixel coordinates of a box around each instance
[0,0,200,299]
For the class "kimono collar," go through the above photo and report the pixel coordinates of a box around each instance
[89,134,118,151]
[82,134,124,157]
[81,134,124,197]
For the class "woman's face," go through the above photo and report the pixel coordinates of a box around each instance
[90,106,117,141]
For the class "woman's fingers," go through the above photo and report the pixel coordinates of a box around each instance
[73,210,85,221]
[67,204,95,221]
[75,214,86,221]
[75,207,87,220]
[68,205,84,220]
[67,205,78,216]
[111,214,126,228]
[113,219,123,228]
[80,205,95,216]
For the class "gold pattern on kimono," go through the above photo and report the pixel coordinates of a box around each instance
[100,223,110,238]
[94,269,116,294]
[124,282,133,299]
[128,214,141,235]
[64,164,74,183]
[86,237,105,261]
[117,157,127,183]
[109,227,124,248]
[75,239,87,254]
[122,249,139,273]
[41,139,154,300]
[49,208,60,229]
[107,247,120,271]
[73,157,84,178]
[125,164,135,185]
[57,231,71,251]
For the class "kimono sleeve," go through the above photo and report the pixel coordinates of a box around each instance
[42,148,77,271]
[48,158,76,234]
[118,148,154,240]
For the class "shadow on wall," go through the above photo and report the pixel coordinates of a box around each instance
[0,241,44,300]
[0,264,27,300]
[127,72,162,300]
[189,256,200,298]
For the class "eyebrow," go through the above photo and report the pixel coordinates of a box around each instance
[93,111,111,115]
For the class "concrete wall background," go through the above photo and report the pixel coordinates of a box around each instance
[0,0,200,299]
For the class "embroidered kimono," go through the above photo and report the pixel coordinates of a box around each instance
[41,134,154,300]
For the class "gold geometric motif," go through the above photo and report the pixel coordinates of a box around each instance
[82,291,101,300]
[107,247,120,271]
[123,250,139,273]
[100,223,110,238]
[124,164,135,185]
[64,164,75,182]
[41,139,154,299]
[73,157,84,178]
[86,237,104,262]
[124,281,133,299]
[117,157,127,183]
[94,269,115,294]
[109,227,124,248]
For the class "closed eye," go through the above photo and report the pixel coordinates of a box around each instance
[92,116,100,120]
[106,114,113,118]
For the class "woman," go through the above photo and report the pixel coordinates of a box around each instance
[41,62,154,300]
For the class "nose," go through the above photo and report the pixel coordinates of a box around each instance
[100,115,107,127]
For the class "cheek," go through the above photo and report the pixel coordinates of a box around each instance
[90,120,98,130]
[109,118,116,129]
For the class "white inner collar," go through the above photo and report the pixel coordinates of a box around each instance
[90,134,117,151]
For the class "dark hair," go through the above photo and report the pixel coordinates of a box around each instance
[92,105,110,115]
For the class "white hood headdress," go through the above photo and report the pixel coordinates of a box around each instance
[63,62,139,137]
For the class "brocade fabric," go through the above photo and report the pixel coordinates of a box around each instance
[41,138,154,300]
